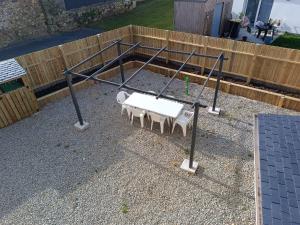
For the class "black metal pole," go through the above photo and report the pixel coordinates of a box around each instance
[212,54,224,111]
[66,72,84,125]
[85,42,140,81]
[67,40,119,72]
[189,102,200,169]
[118,46,166,89]
[69,71,207,107]
[193,54,222,107]
[119,42,228,60]
[156,50,195,99]
[117,42,125,82]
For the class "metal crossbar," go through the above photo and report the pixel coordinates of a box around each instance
[84,42,140,81]
[193,53,223,107]
[65,38,225,170]
[156,50,195,99]
[119,42,227,60]
[118,46,166,89]
[67,40,120,73]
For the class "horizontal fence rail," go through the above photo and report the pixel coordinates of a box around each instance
[132,26,300,92]
[15,25,300,93]
[0,23,295,127]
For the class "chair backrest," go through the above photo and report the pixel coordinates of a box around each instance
[116,91,129,104]
[131,107,145,116]
[149,112,166,121]
[182,110,194,123]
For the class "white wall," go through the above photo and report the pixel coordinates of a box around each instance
[270,0,300,34]
[232,0,246,18]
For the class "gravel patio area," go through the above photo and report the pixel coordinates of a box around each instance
[1,69,299,225]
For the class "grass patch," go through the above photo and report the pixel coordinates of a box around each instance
[88,0,174,31]
[271,32,300,50]
[121,202,129,214]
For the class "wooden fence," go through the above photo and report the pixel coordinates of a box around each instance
[16,26,131,90]
[15,25,300,93]
[133,61,300,112]
[0,87,38,128]
[132,26,300,92]
[0,24,295,126]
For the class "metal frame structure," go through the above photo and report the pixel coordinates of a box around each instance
[64,39,225,170]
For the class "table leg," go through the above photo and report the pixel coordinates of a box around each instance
[256,29,261,38]
[263,30,268,40]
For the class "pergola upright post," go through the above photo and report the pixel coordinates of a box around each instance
[117,42,125,82]
[65,72,89,131]
[180,102,200,173]
[209,53,224,115]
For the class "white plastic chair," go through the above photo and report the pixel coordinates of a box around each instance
[148,112,168,134]
[130,107,146,128]
[116,91,131,118]
[172,110,194,137]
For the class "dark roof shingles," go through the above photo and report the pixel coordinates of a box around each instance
[258,114,300,225]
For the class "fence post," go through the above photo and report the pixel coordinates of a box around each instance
[97,34,105,65]
[165,30,170,64]
[201,36,208,75]
[278,96,285,108]
[228,40,237,72]
[129,24,134,43]
[129,24,135,56]
[247,44,259,84]
[225,83,231,93]
[18,58,35,89]
[58,45,69,70]
[117,42,125,82]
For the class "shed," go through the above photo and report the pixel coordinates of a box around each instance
[0,58,38,128]
[174,0,233,36]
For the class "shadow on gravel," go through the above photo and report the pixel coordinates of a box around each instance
[124,147,254,202]
[0,89,132,219]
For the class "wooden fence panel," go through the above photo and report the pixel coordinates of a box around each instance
[16,46,65,89]
[132,25,300,92]
[15,26,131,90]
[0,87,38,129]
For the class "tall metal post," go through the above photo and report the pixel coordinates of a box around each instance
[189,102,200,168]
[117,42,125,82]
[212,54,224,111]
[66,72,84,126]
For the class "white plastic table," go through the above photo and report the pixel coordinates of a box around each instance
[123,92,184,118]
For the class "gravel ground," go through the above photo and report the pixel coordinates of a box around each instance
[0,69,299,225]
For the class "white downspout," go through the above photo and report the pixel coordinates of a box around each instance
[254,0,262,24]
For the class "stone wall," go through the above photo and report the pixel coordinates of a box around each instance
[0,0,130,48]
[0,0,49,47]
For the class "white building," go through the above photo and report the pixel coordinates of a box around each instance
[232,0,300,34]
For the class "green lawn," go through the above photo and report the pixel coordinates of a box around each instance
[89,0,174,30]
[271,32,300,50]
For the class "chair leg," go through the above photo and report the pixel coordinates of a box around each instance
[151,120,154,130]
[160,121,164,134]
[121,106,124,115]
[131,115,134,125]
[127,110,131,119]
[140,115,144,128]
[182,125,187,137]
[172,122,176,134]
